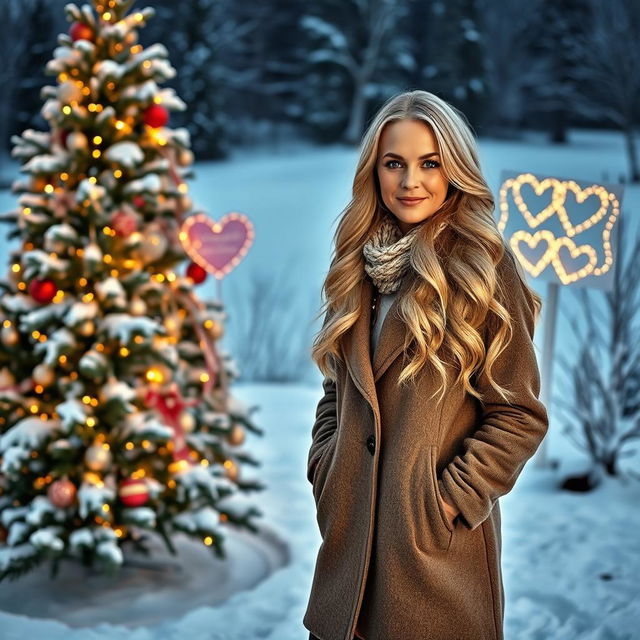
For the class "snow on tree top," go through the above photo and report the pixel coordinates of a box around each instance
[94,59,125,82]
[100,378,137,405]
[0,416,62,454]
[157,88,186,112]
[121,79,159,104]
[21,300,71,333]
[44,223,79,244]
[22,248,69,280]
[1,446,32,475]
[0,543,36,571]
[173,505,220,535]
[64,300,100,327]
[30,527,65,552]
[121,506,156,528]
[123,172,161,195]
[1,293,38,314]
[96,539,123,566]
[78,482,116,520]
[95,277,125,301]
[100,313,165,343]
[34,327,76,367]
[104,141,144,168]
[69,527,94,550]
[122,411,173,441]
[76,178,106,203]
[55,397,89,433]
[26,495,67,527]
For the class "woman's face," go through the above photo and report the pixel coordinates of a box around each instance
[376,119,449,235]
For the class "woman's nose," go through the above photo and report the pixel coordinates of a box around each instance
[401,168,419,189]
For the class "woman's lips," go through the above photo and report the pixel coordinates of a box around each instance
[397,197,426,206]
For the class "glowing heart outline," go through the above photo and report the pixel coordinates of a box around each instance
[498,173,621,283]
[179,211,255,280]
[510,230,557,277]
[510,174,559,228]
[510,231,598,284]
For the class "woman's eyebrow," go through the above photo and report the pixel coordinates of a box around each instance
[381,151,440,160]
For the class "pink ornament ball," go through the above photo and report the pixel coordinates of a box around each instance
[48,478,77,508]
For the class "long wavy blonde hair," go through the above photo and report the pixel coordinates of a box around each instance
[311,90,542,405]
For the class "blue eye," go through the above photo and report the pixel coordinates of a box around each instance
[383,159,440,169]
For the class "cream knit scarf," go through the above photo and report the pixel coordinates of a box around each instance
[363,213,445,294]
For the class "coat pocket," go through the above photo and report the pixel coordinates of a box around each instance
[425,445,454,551]
[311,433,338,507]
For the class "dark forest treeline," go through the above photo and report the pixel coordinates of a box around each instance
[1,0,638,178]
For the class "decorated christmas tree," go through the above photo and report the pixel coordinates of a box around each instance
[0,0,264,581]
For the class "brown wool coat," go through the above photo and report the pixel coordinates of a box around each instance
[303,252,549,640]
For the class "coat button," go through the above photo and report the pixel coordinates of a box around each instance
[366,434,376,455]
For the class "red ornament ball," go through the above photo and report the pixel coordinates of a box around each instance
[59,129,71,147]
[111,209,138,236]
[48,478,77,508]
[118,477,150,507]
[132,195,146,209]
[29,278,58,304]
[186,262,207,284]
[143,104,169,128]
[70,22,94,42]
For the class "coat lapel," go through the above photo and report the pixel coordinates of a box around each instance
[341,275,412,408]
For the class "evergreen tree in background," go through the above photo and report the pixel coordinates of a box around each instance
[12,0,59,138]
[526,0,591,143]
[405,0,488,132]
[166,0,227,160]
[0,0,264,581]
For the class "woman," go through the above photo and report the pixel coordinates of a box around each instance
[303,90,548,640]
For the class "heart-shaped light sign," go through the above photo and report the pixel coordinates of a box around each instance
[179,212,254,279]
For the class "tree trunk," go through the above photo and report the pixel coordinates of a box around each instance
[344,77,367,145]
[623,126,640,183]
[603,451,618,476]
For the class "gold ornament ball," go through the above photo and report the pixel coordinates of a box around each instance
[85,444,113,471]
[130,297,147,316]
[209,319,224,340]
[78,320,95,337]
[179,410,196,433]
[228,423,245,446]
[224,459,239,482]
[138,229,167,262]
[1,325,19,347]
[58,80,84,104]
[177,149,194,166]
[164,313,182,335]
[180,196,192,211]
[66,131,89,151]
[33,363,55,386]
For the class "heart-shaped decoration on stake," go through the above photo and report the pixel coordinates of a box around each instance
[179,212,254,279]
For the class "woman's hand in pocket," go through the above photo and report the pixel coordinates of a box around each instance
[440,494,459,528]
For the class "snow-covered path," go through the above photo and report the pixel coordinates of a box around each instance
[0,382,638,639]
[0,130,639,638]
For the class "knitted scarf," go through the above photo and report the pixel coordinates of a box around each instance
[362,213,445,294]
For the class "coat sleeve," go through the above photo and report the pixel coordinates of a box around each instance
[437,252,549,531]
[307,375,339,485]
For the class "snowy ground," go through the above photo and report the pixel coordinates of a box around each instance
[0,130,639,638]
